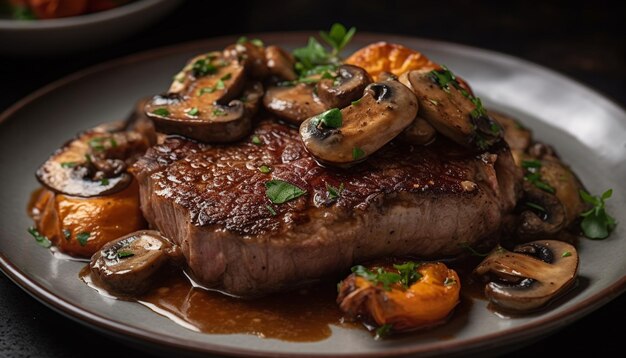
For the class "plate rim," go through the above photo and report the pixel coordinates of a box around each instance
[1,32,625,357]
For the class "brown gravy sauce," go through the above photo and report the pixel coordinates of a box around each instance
[80,267,358,342]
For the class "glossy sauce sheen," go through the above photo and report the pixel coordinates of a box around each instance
[81,268,354,342]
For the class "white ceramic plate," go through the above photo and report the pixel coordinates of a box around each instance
[0,33,624,357]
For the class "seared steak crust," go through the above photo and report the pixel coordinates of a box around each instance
[134,119,520,296]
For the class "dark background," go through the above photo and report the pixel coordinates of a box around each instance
[1,0,624,357]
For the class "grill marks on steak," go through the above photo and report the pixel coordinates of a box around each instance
[134,119,521,295]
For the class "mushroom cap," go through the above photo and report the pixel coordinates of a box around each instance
[299,80,418,166]
[263,83,327,125]
[145,52,255,143]
[402,70,502,150]
[316,64,372,109]
[474,240,579,312]
[90,230,181,295]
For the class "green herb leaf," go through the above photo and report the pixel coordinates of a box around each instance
[562,251,572,257]
[393,261,422,288]
[351,265,401,291]
[259,165,271,174]
[326,182,344,201]
[319,23,357,56]
[117,250,135,259]
[266,204,277,216]
[237,37,264,47]
[293,37,330,72]
[88,137,106,152]
[186,107,199,116]
[579,189,617,239]
[100,178,110,186]
[444,277,457,286]
[212,108,227,117]
[191,58,217,77]
[525,202,547,212]
[76,232,90,246]
[12,5,36,20]
[312,108,343,129]
[199,87,216,95]
[459,242,490,257]
[428,66,457,90]
[152,108,170,117]
[215,79,225,90]
[221,73,232,81]
[265,180,307,204]
[351,98,362,106]
[521,159,542,169]
[374,323,392,340]
[251,135,262,145]
[60,162,77,168]
[352,147,365,160]
[27,227,51,248]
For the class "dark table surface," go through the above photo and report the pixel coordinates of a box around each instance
[1,1,624,357]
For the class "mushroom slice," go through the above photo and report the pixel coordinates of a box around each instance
[300,80,418,166]
[474,240,579,312]
[399,116,437,146]
[401,70,502,150]
[90,230,182,295]
[517,183,566,239]
[316,65,372,109]
[265,45,297,81]
[145,52,250,142]
[224,41,269,79]
[537,159,587,226]
[263,83,327,125]
[490,110,532,153]
[36,127,151,198]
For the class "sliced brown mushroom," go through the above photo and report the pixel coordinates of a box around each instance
[265,45,297,81]
[145,52,254,143]
[517,183,566,239]
[400,70,502,150]
[300,80,418,166]
[36,126,151,198]
[224,41,269,79]
[398,116,437,146]
[490,110,532,153]
[90,230,182,295]
[474,240,578,312]
[263,83,327,125]
[316,65,372,109]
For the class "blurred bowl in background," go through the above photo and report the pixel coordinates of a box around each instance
[0,0,182,56]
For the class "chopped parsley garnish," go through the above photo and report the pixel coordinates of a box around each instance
[429,66,457,91]
[459,242,490,257]
[525,202,547,212]
[199,87,216,95]
[60,161,77,168]
[237,37,264,47]
[215,79,226,90]
[393,261,422,288]
[579,189,617,239]
[259,165,271,174]
[312,108,342,128]
[444,277,457,286]
[12,5,36,20]
[351,265,401,291]
[265,180,307,204]
[352,147,365,160]
[562,251,572,258]
[152,108,170,117]
[266,205,277,216]
[117,250,135,259]
[212,108,227,117]
[521,159,555,194]
[27,227,51,248]
[374,324,392,340]
[191,58,217,77]
[351,98,362,106]
[100,178,110,186]
[221,73,232,81]
[186,107,199,116]
[251,135,262,145]
[88,137,106,152]
[63,229,71,240]
[326,182,344,201]
[76,232,90,246]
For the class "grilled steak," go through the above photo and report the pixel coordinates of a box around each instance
[133,119,521,296]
